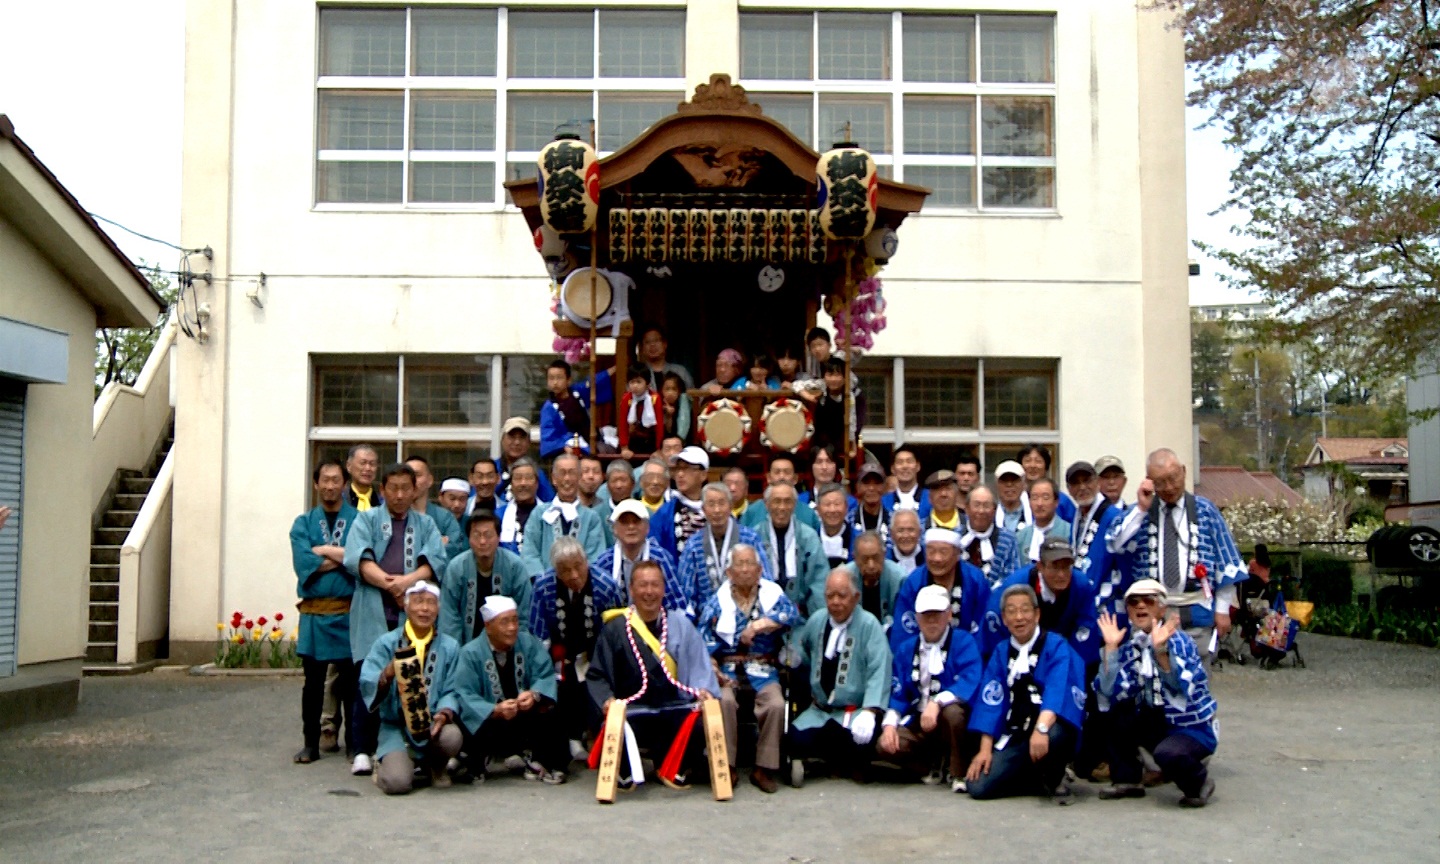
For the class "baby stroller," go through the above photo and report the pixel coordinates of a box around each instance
[1250,591,1307,669]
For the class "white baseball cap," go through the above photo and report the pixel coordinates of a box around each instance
[668,446,710,470]
[609,498,651,523]
[915,584,951,614]
[994,460,1024,479]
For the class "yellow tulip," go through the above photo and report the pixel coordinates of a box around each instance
[269,630,282,641]
[251,627,262,640]
[231,633,243,644]
[216,622,225,631]
[288,628,299,640]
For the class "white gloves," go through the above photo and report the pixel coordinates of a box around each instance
[850,710,876,745]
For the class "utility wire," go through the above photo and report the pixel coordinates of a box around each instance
[86,212,195,253]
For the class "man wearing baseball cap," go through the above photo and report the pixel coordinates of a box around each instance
[922,470,967,535]
[494,417,555,504]
[648,445,711,558]
[1094,455,1128,507]
[592,499,684,608]
[877,583,983,792]
[851,460,893,545]
[1095,579,1219,807]
[993,460,1029,532]
[982,539,1099,666]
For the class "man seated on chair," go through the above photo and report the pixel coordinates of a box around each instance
[965,584,1086,805]
[454,596,568,785]
[788,569,892,786]
[698,544,800,794]
[1095,578,1218,807]
[877,584,982,792]
[358,581,463,795]
[586,561,719,790]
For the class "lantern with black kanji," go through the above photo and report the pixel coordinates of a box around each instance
[537,134,599,235]
[815,144,877,240]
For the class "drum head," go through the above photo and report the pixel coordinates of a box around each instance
[562,268,614,320]
[765,405,810,451]
[702,406,745,452]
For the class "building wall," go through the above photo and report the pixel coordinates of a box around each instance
[0,214,99,666]
[172,0,1189,654]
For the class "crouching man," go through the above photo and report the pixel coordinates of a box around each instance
[359,581,463,794]
[877,584,982,792]
[455,596,569,784]
[1095,579,1218,807]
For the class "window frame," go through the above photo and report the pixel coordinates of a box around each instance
[739,10,1058,214]
[314,6,687,211]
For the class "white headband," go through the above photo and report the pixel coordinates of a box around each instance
[405,581,440,599]
[481,595,518,622]
[924,527,962,548]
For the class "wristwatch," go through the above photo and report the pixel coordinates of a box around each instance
[1035,722,1051,734]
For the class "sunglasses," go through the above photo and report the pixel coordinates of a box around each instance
[1125,595,1161,607]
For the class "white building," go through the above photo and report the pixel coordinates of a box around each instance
[169,0,1191,661]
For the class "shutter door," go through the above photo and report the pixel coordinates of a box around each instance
[0,382,24,677]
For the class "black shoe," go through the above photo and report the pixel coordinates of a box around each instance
[1051,783,1075,806]
[1099,783,1146,800]
[293,745,320,764]
[1179,777,1215,808]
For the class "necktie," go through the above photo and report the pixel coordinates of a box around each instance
[1162,503,1182,593]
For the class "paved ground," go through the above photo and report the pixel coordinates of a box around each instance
[1,633,1437,863]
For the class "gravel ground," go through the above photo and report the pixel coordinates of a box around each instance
[0,633,1436,863]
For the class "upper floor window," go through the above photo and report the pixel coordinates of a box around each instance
[315,7,685,208]
[739,12,1056,210]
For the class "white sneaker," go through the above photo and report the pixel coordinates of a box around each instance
[921,770,944,786]
[502,754,527,772]
[951,778,967,794]
[569,738,588,761]
[351,754,373,776]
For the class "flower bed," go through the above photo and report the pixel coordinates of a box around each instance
[215,610,300,669]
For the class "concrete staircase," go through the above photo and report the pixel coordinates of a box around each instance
[86,425,174,665]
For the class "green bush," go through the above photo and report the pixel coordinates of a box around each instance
[1300,551,1355,605]
[1347,498,1386,527]
[1307,604,1440,647]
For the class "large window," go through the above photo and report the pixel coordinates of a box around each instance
[740,12,1056,209]
[311,354,508,483]
[316,7,685,207]
[857,357,1058,477]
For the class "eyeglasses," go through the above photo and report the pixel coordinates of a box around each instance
[1125,595,1160,607]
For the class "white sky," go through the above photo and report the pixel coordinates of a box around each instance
[0,1,1255,306]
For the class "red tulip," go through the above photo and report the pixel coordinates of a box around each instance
[274,613,284,622]
[257,616,268,627]
[244,619,254,630]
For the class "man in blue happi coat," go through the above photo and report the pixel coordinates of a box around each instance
[891,529,991,653]
[965,584,1086,804]
[342,462,446,776]
[981,539,1100,665]
[521,453,607,578]
[592,499,683,608]
[754,481,830,616]
[846,531,906,632]
[439,510,533,646]
[676,482,773,619]
[698,543,800,794]
[290,459,359,764]
[1095,579,1220,807]
[957,487,1020,586]
[877,584,982,791]
[358,581,463,795]
[405,455,463,570]
[454,596,569,784]
[1105,448,1246,655]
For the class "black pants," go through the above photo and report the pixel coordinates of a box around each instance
[1073,662,1108,775]
[787,717,877,776]
[968,721,1077,799]
[351,678,379,757]
[625,708,708,780]
[466,707,570,774]
[1106,700,1213,797]
[558,666,597,740]
[302,656,356,753]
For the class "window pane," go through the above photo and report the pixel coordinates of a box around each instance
[818,13,890,80]
[405,357,491,425]
[508,93,592,151]
[318,92,403,150]
[902,166,974,207]
[317,161,402,204]
[980,16,1054,83]
[413,8,497,76]
[904,370,976,427]
[319,9,405,76]
[506,160,537,184]
[982,167,1054,208]
[599,94,680,151]
[316,362,399,425]
[510,11,594,77]
[984,373,1052,427]
[404,443,492,487]
[857,365,890,428]
[411,162,495,204]
[819,95,891,154]
[903,96,974,155]
[505,356,554,425]
[981,96,1053,157]
[759,94,813,145]
[903,15,974,83]
[739,13,811,80]
[600,11,684,77]
[412,93,496,150]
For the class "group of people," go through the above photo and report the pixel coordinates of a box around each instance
[540,324,865,462]
[291,423,1243,808]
